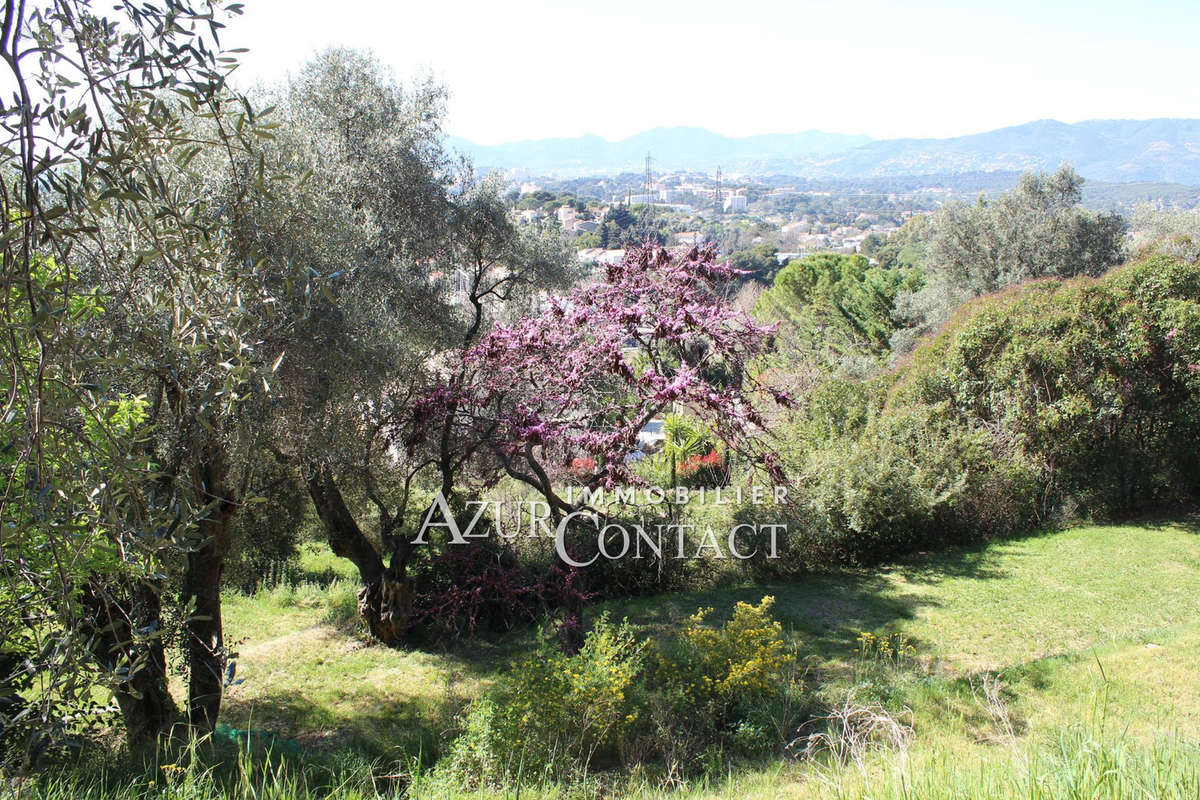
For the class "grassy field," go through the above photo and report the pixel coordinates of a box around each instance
[112,518,1200,798]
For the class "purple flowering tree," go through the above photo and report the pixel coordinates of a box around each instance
[413,243,787,515]
[326,243,788,645]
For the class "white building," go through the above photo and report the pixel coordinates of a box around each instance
[723,195,748,214]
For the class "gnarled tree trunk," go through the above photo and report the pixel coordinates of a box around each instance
[306,464,413,645]
[80,580,179,747]
[357,568,412,644]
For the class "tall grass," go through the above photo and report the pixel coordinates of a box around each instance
[242,578,360,627]
[811,727,1200,800]
[12,725,1199,800]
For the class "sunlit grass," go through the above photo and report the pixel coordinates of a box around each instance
[113,518,1200,797]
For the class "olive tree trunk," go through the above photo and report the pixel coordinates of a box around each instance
[306,465,412,645]
[80,581,179,747]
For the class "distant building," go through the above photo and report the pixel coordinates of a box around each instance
[577,248,604,264]
[596,249,626,266]
[723,195,748,214]
[673,231,704,248]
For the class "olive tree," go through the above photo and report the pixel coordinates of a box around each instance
[227,51,576,645]
[891,165,1126,352]
[0,0,281,755]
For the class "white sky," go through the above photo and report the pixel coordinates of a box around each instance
[226,0,1200,144]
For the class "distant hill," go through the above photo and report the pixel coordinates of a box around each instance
[803,119,1200,183]
[445,126,873,175]
[448,119,1200,184]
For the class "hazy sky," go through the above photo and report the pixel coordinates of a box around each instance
[227,0,1200,144]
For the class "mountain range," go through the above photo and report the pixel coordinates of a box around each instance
[447,119,1200,184]
[445,128,870,176]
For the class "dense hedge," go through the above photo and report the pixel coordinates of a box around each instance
[771,254,1200,566]
[897,254,1200,515]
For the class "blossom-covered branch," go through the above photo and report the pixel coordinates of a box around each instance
[407,243,790,515]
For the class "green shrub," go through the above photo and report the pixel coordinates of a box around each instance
[771,255,1200,566]
[442,597,807,786]
[667,596,793,711]
[442,614,646,786]
[897,254,1200,517]
[786,406,1040,565]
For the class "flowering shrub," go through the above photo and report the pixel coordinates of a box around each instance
[631,596,804,768]
[667,596,794,713]
[569,456,597,479]
[854,631,918,667]
[442,597,806,785]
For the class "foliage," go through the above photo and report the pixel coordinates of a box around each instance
[251,50,578,645]
[729,244,781,283]
[790,406,1041,565]
[897,253,1200,516]
[770,253,1199,565]
[853,631,918,668]
[406,546,594,644]
[0,0,278,755]
[637,413,723,488]
[442,596,802,787]
[408,244,788,519]
[676,449,728,488]
[865,215,931,271]
[927,165,1126,293]
[630,596,805,772]
[1129,204,1200,263]
[659,597,794,717]
[757,253,924,358]
[892,165,1126,351]
[443,614,647,786]
[790,691,913,767]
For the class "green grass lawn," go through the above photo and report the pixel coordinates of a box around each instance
[210,519,1200,797]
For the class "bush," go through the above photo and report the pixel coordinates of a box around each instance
[676,448,728,488]
[442,614,646,786]
[441,597,807,787]
[772,254,1200,567]
[632,596,805,770]
[783,406,1040,566]
[664,597,793,714]
[407,543,594,644]
[897,254,1200,517]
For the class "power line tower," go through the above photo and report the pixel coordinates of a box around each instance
[639,151,655,239]
[643,152,653,200]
